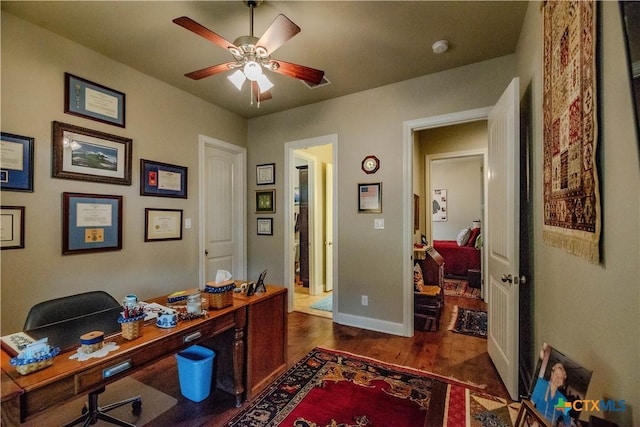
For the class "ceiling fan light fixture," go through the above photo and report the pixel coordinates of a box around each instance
[255,73,273,93]
[228,69,247,90]
[243,60,263,81]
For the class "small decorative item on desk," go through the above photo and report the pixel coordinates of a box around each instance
[204,280,236,309]
[80,331,104,353]
[10,338,60,375]
[118,303,145,340]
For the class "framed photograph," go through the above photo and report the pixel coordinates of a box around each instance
[62,192,123,255]
[1,133,34,192]
[1,206,25,250]
[256,189,275,213]
[145,208,183,242]
[256,163,275,185]
[358,183,382,213]
[64,73,126,127]
[515,400,551,427]
[528,343,593,426]
[140,159,188,199]
[52,121,132,186]
[257,218,273,236]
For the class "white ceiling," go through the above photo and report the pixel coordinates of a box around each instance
[2,1,528,119]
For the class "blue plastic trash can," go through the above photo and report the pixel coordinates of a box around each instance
[175,345,216,402]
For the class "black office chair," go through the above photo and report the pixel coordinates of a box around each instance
[24,291,142,427]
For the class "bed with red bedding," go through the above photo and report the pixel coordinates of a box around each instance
[433,240,481,277]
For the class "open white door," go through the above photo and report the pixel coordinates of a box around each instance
[487,77,520,400]
[325,163,334,292]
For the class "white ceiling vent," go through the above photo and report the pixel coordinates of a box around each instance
[303,76,331,89]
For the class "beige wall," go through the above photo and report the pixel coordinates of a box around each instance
[516,2,640,425]
[0,12,247,333]
[246,55,516,326]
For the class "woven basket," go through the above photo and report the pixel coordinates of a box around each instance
[119,316,145,340]
[204,281,236,309]
[207,291,233,309]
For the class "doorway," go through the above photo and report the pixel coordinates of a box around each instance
[284,135,337,319]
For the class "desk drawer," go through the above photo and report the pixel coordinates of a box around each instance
[75,313,235,394]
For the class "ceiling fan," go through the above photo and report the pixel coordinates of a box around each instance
[173,0,325,105]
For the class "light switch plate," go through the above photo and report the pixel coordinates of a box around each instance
[185,218,192,229]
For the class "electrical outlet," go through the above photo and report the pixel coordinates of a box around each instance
[361,295,368,306]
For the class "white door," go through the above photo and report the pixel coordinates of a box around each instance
[325,163,334,292]
[487,77,520,400]
[200,138,246,284]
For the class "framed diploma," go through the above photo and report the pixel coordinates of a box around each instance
[62,192,122,255]
[256,163,275,185]
[358,183,382,213]
[256,189,275,213]
[1,206,25,250]
[52,121,132,186]
[1,132,34,192]
[144,208,183,241]
[140,159,188,199]
[64,73,126,127]
[257,218,273,236]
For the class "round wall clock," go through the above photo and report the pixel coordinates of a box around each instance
[361,155,380,174]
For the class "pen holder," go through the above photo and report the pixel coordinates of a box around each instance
[118,314,145,340]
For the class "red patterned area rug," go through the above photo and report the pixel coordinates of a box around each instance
[443,279,481,299]
[228,347,518,426]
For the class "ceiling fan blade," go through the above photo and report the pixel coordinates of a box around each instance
[173,16,236,51]
[252,82,273,102]
[271,60,325,85]
[185,62,234,80]
[256,14,300,55]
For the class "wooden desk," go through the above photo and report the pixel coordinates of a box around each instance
[233,285,287,399]
[1,296,248,424]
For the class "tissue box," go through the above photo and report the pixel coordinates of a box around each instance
[10,347,60,375]
[204,280,236,309]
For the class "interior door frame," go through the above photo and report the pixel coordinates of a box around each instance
[402,107,491,336]
[284,134,338,313]
[198,134,247,286]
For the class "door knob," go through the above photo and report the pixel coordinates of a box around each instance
[205,249,209,255]
[501,274,513,283]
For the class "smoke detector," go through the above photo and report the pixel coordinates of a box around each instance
[432,40,449,54]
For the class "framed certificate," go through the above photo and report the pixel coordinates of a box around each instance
[140,159,188,199]
[52,121,132,186]
[62,192,123,255]
[256,163,275,185]
[64,73,126,127]
[1,132,34,192]
[257,218,273,236]
[358,183,382,213]
[145,208,183,241]
[1,206,25,250]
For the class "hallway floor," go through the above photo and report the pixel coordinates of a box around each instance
[293,284,332,319]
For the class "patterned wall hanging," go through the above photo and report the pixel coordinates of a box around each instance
[542,0,601,263]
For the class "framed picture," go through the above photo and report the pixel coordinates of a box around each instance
[52,121,132,186]
[432,189,447,221]
[140,159,188,199]
[514,400,551,427]
[145,208,183,242]
[1,206,25,250]
[256,163,275,185]
[257,218,273,236]
[62,192,123,255]
[358,183,382,213]
[528,343,593,426]
[256,189,275,213]
[64,73,126,127]
[1,133,34,192]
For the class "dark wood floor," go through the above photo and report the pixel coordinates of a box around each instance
[37,295,507,426]
[139,294,507,426]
